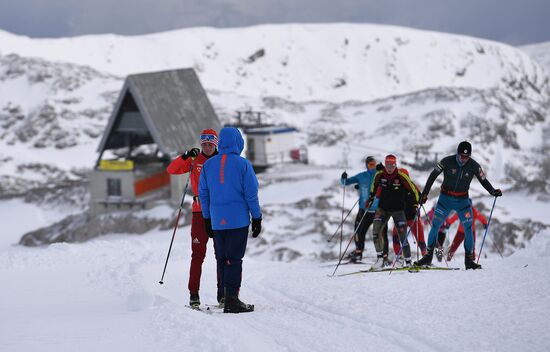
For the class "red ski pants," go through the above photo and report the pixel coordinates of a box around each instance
[188,212,211,294]
[448,230,477,259]
[392,218,427,256]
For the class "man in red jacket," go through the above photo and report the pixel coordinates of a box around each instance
[166,129,219,308]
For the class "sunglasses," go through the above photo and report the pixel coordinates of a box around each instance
[367,161,376,167]
[200,134,217,142]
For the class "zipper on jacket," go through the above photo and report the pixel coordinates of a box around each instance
[454,167,463,192]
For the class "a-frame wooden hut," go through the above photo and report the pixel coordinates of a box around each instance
[90,68,221,213]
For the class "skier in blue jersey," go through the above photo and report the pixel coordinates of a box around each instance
[415,141,502,270]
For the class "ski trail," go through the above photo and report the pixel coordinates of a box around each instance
[248,282,437,352]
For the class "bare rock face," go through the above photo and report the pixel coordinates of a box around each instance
[19,204,191,247]
[0,53,120,150]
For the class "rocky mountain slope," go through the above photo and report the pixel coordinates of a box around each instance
[0,24,549,260]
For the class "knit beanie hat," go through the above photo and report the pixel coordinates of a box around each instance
[457,141,472,155]
[200,129,218,147]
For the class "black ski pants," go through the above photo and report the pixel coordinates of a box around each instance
[354,209,387,254]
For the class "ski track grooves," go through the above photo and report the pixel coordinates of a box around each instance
[246,275,439,352]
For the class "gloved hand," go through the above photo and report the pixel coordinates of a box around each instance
[341,171,348,179]
[251,217,262,238]
[376,163,384,171]
[419,191,428,205]
[182,148,200,160]
[484,224,488,230]
[491,189,502,197]
[204,218,214,238]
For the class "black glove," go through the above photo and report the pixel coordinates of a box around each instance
[419,191,428,205]
[251,217,262,238]
[376,163,384,171]
[182,148,200,160]
[204,218,214,238]
[491,189,502,197]
[354,184,359,190]
[483,224,488,230]
[341,171,348,179]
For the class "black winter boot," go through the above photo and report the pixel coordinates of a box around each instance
[414,247,434,267]
[349,250,363,263]
[217,292,225,307]
[465,252,482,270]
[223,291,254,314]
[189,293,200,308]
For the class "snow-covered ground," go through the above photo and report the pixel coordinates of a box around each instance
[1,221,549,352]
[522,41,550,73]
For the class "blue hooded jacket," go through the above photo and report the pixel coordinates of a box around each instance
[199,127,262,230]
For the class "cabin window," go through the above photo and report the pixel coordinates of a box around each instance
[107,178,122,197]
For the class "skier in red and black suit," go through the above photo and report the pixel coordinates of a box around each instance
[368,155,420,268]
[166,129,219,307]
[415,141,502,270]
[391,168,428,257]
[446,202,488,261]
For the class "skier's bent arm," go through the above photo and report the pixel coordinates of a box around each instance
[422,167,443,197]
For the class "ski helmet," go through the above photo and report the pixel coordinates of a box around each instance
[457,141,471,156]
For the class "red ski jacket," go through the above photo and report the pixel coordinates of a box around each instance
[167,153,213,213]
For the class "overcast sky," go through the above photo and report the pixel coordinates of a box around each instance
[0,0,548,45]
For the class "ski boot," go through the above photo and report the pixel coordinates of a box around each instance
[465,252,482,270]
[189,293,200,309]
[381,254,391,268]
[435,247,443,262]
[404,258,412,268]
[349,250,363,264]
[395,257,404,268]
[414,247,434,267]
[370,254,385,270]
[446,250,455,262]
[223,291,254,314]
[217,291,225,308]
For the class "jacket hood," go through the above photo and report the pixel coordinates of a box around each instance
[218,127,244,155]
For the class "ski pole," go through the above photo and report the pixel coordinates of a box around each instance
[390,207,421,269]
[159,159,194,285]
[477,196,497,263]
[488,235,505,259]
[339,181,346,259]
[327,199,359,242]
[415,216,419,261]
[330,203,371,276]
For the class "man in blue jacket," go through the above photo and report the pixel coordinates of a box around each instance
[199,127,262,313]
